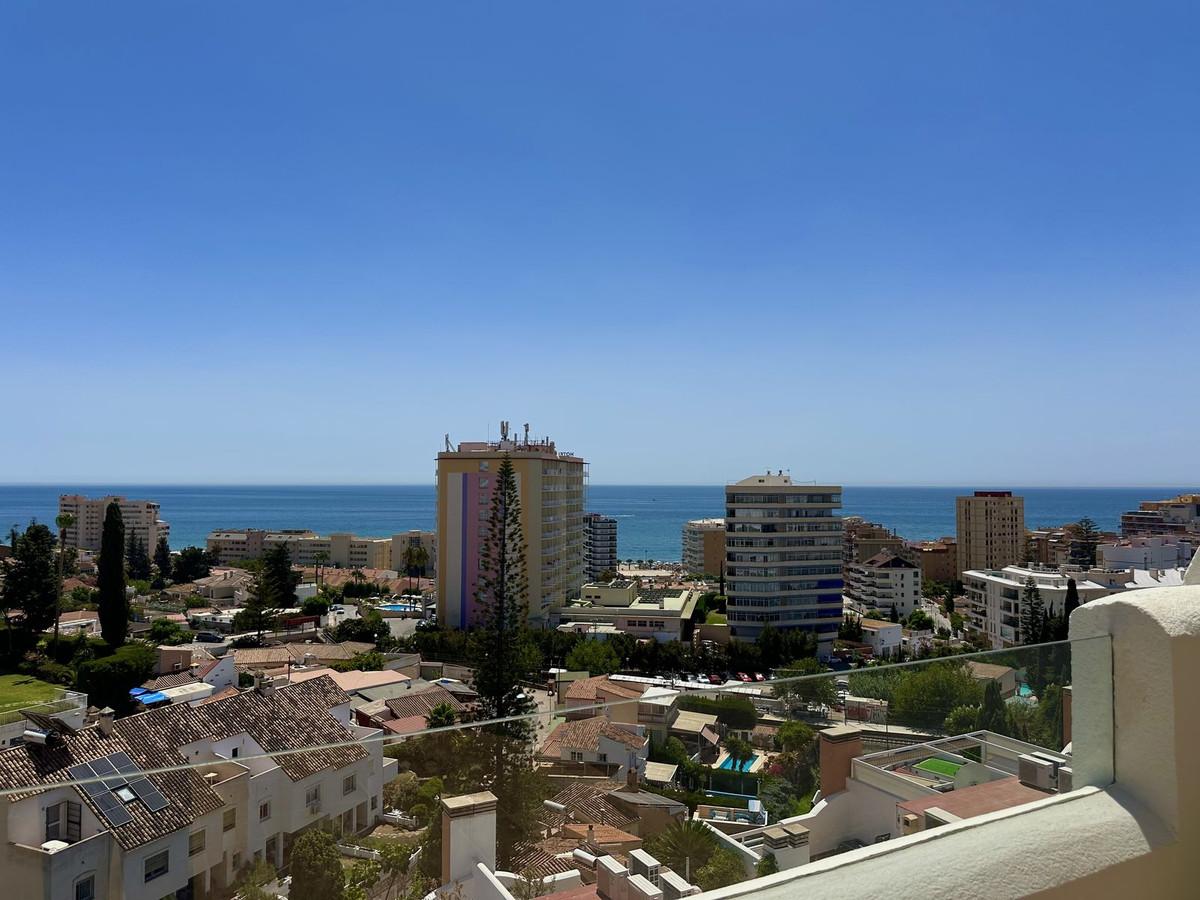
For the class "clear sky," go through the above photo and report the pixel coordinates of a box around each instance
[1,2,1195,486]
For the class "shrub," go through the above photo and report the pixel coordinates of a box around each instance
[76,643,156,711]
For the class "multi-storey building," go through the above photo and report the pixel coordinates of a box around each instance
[58,495,169,552]
[681,518,726,577]
[911,537,957,584]
[391,530,437,576]
[1119,493,1200,537]
[955,491,1025,578]
[842,518,912,565]
[0,676,394,900]
[724,473,844,653]
[844,552,922,618]
[1099,535,1196,571]
[583,513,618,581]
[436,425,586,628]
[206,529,428,571]
[963,564,1134,648]
[556,579,699,642]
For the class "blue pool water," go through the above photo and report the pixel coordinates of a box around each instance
[379,603,422,612]
[719,754,759,772]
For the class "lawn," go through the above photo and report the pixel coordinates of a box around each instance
[914,758,964,778]
[0,674,63,724]
[706,612,728,625]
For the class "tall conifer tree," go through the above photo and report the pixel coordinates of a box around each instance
[97,501,128,645]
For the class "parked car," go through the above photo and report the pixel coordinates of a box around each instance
[194,631,223,643]
[753,672,766,682]
[707,673,723,685]
[737,672,752,683]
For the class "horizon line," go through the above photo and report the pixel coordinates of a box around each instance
[1,481,1195,490]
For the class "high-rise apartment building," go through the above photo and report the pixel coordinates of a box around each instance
[205,528,435,571]
[681,518,726,577]
[844,552,922,618]
[1119,493,1200,537]
[955,491,1025,577]
[58,494,169,552]
[436,425,586,629]
[724,473,844,654]
[912,537,957,584]
[842,517,912,565]
[583,513,618,581]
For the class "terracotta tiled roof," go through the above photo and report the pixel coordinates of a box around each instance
[195,686,240,705]
[194,658,221,679]
[510,845,580,879]
[565,675,609,701]
[383,686,467,720]
[544,781,636,831]
[0,675,367,852]
[142,671,201,691]
[566,676,644,702]
[562,823,642,846]
[540,717,647,759]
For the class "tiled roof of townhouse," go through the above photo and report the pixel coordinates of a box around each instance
[543,780,637,831]
[540,716,648,759]
[142,671,201,691]
[383,685,467,719]
[0,675,366,852]
[566,675,645,702]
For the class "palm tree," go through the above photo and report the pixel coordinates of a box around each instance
[649,820,716,882]
[314,550,329,589]
[425,702,458,730]
[53,513,75,646]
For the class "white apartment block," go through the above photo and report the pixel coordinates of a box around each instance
[963,564,1134,649]
[0,676,395,900]
[844,552,922,618]
[584,513,619,581]
[681,518,726,577]
[59,495,169,553]
[206,528,432,571]
[1099,535,1196,571]
[724,474,844,653]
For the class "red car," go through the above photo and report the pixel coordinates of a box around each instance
[707,673,723,685]
[753,672,766,682]
[737,672,752,683]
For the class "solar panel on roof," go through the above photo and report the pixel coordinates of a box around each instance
[109,751,138,774]
[100,803,134,827]
[129,777,156,799]
[67,762,94,782]
[140,789,169,813]
[90,758,116,776]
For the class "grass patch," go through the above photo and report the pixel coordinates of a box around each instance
[915,758,963,778]
[0,674,63,724]
[705,612,727,625]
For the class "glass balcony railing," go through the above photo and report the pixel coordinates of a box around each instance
[0,636,1112,900]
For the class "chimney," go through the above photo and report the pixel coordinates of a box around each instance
[255,671,274,698]
[440,791,497,885]
[98,707,115,738]
[587,824,596,846]
[819,725,863,797]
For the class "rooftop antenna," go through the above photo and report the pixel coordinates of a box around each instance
[524,422,530,446]
[444,433,452,452]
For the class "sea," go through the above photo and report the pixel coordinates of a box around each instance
[2,485,1193,562]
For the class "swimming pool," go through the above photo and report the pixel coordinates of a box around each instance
[379,603,422,613]
[719,754,759,772]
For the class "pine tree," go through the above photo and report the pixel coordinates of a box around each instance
[234,544,298,641]
[289,829,345,900]
[0,522,59,632]
[125,533,152,581]
[97,501,129,646]
[471,454,541,867]
[1070,517,1100,568]
[153,536,172,583]
[1019,575,1044,646]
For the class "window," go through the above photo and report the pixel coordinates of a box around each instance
[74,876,95,900]
[306,786,321,812]
[223,808,236,832]
[343,774,356,795]
[189,829,206,857]
[371,796,378,811]
[144,850,169,883]
[569,751,584,762]
[259,801,271,821]
[231,747,239,758]
[46,800,81,844]
[598,753,607,763]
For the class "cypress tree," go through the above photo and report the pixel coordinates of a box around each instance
[977,679,1009,734]
[126,533,152,581]
[1063,577,1080,621]
[97,501,129,646]
[1019,576,1044,646]
[153,536,172,582]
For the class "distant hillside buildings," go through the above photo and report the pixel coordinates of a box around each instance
[436,425,586,629]
[1120,492,1200,537]
[205,528,435,573]
[58,494,169,552]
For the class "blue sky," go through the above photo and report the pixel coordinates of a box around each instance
[1,2,1195,486]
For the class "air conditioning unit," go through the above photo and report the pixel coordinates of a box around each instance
[1057,765,1073,793]
[40,840,69,853]
[1018,754,1056,790]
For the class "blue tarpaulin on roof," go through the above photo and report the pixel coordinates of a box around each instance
[129,687,147,696]
[138,691,169,705]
